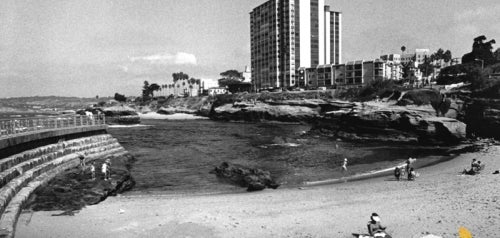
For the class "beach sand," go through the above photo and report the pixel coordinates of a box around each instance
[16,146,500,238]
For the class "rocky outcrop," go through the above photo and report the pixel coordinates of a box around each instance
[313,102,466,145]
[211,162,279,192]
[156,96,213,117]
[25,154,135,212]
[209,96,466,145]
[157,107,197,115]
[103,105,140,125]
[210,101,322,123]
[464,98,500,139]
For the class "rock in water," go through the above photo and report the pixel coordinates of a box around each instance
[211,162,280,191]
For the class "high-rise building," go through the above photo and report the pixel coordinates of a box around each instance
[250,0,342,90]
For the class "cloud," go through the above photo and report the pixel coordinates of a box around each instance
[129,52,197,65]
[117,65,129,73]
[455,4,500,23]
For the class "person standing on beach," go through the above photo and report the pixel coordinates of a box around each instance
[342,158,348,172]
[89,162,95,180]
[394,167,401,181]
[79,154,86,172]
[405,158,411,174]
[102,160,110,181]
[408,168,416,181]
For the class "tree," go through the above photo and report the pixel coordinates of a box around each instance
[401,46,406,55]
[219,78,243,87]
[401,55,416,79]
[462,35,496,66]
[443,50,452,63]
[217,69,249,92]
[494,48,500,62]
[220,70,243,80]
[148,83,161,97]
[114,93,127,102]
[142,81,151,99]
[418,55,433,77]
[172,72,189,83]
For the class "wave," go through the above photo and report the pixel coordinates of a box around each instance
[138,112,208,120]
[259,143,301,148]
[108,124,152,128]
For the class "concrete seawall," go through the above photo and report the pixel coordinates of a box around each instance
[0,125,130,238]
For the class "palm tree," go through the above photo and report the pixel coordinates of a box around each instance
[189,85,194,97]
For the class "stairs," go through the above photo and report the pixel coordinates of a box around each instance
[0,134,128,238]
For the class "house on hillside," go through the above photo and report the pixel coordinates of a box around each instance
[208,87,227,96]
[160,78,202,97]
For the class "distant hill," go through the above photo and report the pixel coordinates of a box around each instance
[0,96,112,113]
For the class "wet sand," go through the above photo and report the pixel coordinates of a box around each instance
[16,146,500,238]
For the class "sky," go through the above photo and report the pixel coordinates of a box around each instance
[1,0,499,98]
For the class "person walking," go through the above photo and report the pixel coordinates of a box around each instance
[342,158,348,172]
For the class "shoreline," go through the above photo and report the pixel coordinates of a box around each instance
[16,146,500,238]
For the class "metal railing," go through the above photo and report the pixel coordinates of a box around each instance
[0,115,106,138]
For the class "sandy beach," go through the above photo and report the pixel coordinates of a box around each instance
[16,146,500,238]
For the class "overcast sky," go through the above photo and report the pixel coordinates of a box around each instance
[1,0,499,98]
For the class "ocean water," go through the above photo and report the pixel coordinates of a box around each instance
[108,119,452,195]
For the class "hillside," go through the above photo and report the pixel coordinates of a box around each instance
[0,96,112,113]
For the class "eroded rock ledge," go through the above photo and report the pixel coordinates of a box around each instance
[25,154,135,214]
[209,99,467,145]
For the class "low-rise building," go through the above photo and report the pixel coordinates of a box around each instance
[160,79,201,97]
[297,59,400,88]
[208,87,228,96]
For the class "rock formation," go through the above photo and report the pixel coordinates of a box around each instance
[211,162,279,192]
[25,154,136,213]
[208,96,467,145]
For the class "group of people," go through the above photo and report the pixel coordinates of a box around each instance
[79,154,112,181]
[393,157,417,181]
[463,158,484,175]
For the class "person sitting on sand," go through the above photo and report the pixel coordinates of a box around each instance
[408,168,416,181]
[471,159,478,168]
[470,159,481,172]
[394,167,401,181]
[367,213,386,236]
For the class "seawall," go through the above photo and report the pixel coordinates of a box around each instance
[0,122,131,238]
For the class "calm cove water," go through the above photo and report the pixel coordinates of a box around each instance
[108,119,452,195]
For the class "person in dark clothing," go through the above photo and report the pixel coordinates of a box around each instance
[404,158,412,176]
[408,168,416,181]
[394,167,401,181]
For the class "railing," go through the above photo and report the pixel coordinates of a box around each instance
[0,115,106,138]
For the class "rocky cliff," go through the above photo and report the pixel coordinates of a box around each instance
[464,98,500,139]
[208,97,467,145]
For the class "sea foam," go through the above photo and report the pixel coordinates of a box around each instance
[138,112,208,120]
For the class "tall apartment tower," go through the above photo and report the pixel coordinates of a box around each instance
[250,0,342,90]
